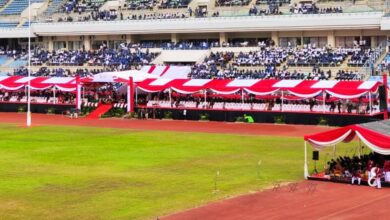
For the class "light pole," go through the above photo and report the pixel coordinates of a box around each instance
[26,0,31,127]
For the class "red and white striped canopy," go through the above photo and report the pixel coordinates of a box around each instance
[304,120,390,155]
[0,76,76,91]
[0,77,382,99]
[136,79,381,99]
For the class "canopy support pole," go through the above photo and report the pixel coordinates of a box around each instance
[169,88,172,106]
[127,77,134,113]
[241,90,244,110]
[369,91,372,115]
[135,86,138,105]
[53,86,56,104]
[322,92,326,113]
[281,90,284,112]
[204,90,207,108]
[76,76,81,110]
[304,141,309,179]
[383,73,388,120]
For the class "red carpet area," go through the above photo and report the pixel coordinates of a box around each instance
[86,104,112,119]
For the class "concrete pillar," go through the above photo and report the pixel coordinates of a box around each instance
[171,33,178,43]
[126,34,133,44]
[219,32,227,46]
[84,36,91,51]
[327,31,335,48]
[371,36,377,48]
[271,31,279,46]
[48,37,53,51]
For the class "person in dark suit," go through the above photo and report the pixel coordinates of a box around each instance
[337,101,342,113]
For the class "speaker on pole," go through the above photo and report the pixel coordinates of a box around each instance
[312,151,319,161]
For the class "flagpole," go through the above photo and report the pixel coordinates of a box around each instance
[26,0,31,127]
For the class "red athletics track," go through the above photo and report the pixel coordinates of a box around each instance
[163,181,390,220]
[0,112,331,137]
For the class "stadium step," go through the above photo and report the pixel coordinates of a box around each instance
[87,104,112,119]
[0,0,15,13]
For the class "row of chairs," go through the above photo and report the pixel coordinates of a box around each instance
[146,100,381,114]
[82,102,128,109]
[113,103,127,109]
[82,102,98,107]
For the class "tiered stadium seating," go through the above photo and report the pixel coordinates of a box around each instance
[85,0,105,10]
[0,21,18,28]
[1,0,44,15]
[45,0,65,14]
[216,0,250,7]
[127,0,155,10]
[159,0,191,8]
[7,59,27,68]
[0,55,10,65]
[0,0,8,8]
[21,21,33,27]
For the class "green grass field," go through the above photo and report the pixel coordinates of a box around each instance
[0,124,360,220]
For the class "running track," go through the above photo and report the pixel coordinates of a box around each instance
[0,113,330,137]
[163,181,390,220]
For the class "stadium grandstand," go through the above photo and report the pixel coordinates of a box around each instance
[0,0,388,126]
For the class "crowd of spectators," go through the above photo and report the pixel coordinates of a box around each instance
[250,0,285,16]
[189,64,331,80]
[290,3,343,14]
[128,12,188,20]
[348,49,373,67]
[216,0,250,7]
[58,9,119,22]
[47,0,353,24]
[61,0,101,14]
[12,66,105,77]
[159,0,191,8]
[127,0,156,10]
[162,41,218,50]
[286,46,349,67]
[335,69,361,80]
[249,5,282,16]
[233,48,288,66]
[0,44,376,82]
[135,39,269,48]
[187,46,371,79]
[29,45,157,70]
[91,10,118,21]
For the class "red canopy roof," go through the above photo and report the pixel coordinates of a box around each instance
[304,120,390,155]
[136,79,381,99]
[0,76,76,91]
